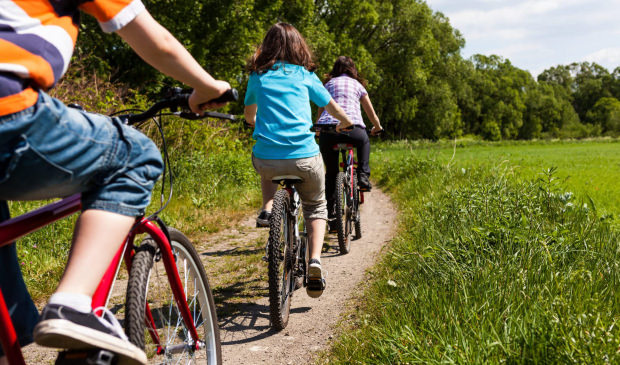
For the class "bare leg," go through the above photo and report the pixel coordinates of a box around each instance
[260,177,278,212]
[55,210,135,296]
[307,218,326,260]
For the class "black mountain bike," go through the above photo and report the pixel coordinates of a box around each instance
[267,176,323,330]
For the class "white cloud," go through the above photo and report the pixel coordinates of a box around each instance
[449,1,559,29]
[425,0,620,75]
[584,48,620,70]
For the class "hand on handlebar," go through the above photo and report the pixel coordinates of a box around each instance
[335,120,354,133]
[370,125,383,136]
[189,80,232,114]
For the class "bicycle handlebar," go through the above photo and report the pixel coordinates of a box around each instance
[313,124,383,136]
[118,88,238,125]
[312,124,353,133]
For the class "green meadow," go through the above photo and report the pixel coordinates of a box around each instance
[325,138,619,364]
[382,139,620,217]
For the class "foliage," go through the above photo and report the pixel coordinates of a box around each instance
[586,97,620,136]
[72,1,620,141]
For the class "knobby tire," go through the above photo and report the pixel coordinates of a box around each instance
[268,189,294,331]
[125,228,221,364]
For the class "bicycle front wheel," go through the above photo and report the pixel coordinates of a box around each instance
[125,228,221,364]
[268,189,295,330]
[335,172,352,254]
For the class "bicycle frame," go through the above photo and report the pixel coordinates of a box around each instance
[338,145,364,205]
[0,195,201,364]
[283,186,302,237]
[279,183,307,300]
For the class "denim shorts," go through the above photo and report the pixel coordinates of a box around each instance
[0,92,163,354]
[252,154,327,220]
[0,92,163,216]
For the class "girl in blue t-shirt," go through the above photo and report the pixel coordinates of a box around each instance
[244,22,353,298]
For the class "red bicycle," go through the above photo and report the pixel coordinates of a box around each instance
[0,88,237,365]
[315,125,363,254]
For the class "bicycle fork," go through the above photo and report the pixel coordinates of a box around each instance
[93,219,203,354]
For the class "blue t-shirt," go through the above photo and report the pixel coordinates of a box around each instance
[244,62,332,159]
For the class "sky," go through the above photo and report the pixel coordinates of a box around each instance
[424,0,620,77]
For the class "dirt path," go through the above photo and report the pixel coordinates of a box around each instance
[21,188,397,364]
[211,189,397,364]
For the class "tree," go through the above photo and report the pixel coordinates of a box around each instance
[466,55,534,140]
[586,97,620,136]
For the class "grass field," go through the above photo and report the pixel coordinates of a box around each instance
[381,139,620,216]
[324,138,620,364]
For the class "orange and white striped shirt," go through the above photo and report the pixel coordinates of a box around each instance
[0,0,145,116]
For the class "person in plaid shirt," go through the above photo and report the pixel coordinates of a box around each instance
[316,56,382,232]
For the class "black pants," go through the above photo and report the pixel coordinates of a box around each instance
[318,126,370,216]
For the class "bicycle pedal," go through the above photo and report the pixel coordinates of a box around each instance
[55,349,118,365]
[307,278,326,291]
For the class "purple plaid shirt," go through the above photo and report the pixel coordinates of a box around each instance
[317,75,368,127]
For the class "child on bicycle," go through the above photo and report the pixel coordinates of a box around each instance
[315,56,383,232]
[244,22,354,298]
[0,2,230,364]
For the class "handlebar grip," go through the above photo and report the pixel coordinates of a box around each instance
[206,89,238,105]
[177,88,238,110]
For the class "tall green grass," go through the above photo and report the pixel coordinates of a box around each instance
[326,144,619,364]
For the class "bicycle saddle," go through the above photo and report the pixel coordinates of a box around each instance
[272,175,303,184]
[333,143,354,150]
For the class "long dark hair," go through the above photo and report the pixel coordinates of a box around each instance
[324,56,366,86]
[247,22,317,74]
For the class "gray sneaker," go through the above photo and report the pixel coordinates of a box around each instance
[306,259,326,298]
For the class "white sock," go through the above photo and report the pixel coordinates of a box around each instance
[48,292,92,313]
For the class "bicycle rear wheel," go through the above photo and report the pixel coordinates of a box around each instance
[268,189,295,330]
[335,172,352,254]
[125,228,221,364]
[353,173,362,240]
